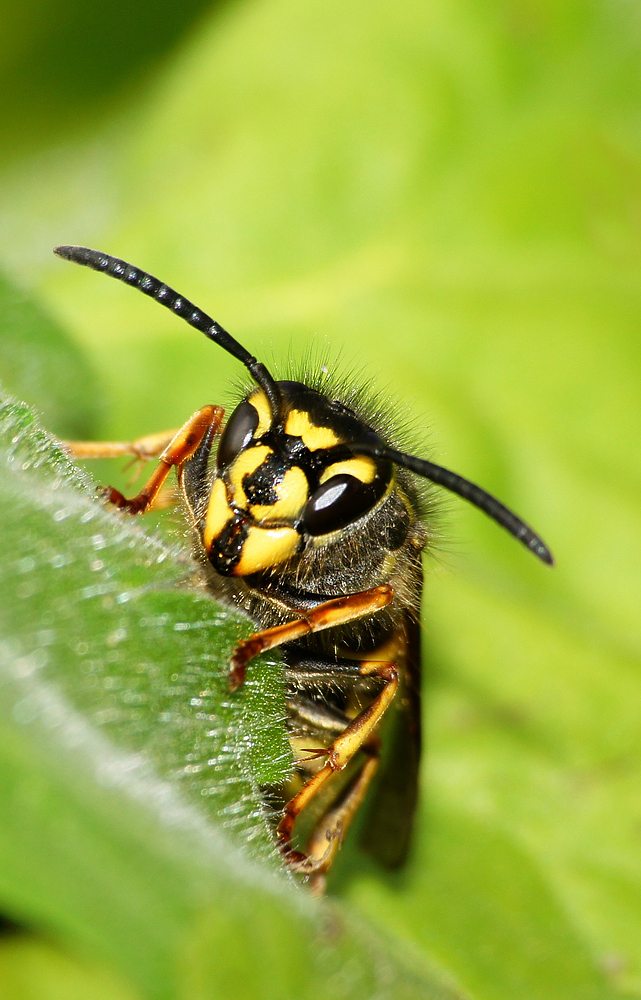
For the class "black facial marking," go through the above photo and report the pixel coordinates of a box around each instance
[242,451,290,505]
[209,517,247,574]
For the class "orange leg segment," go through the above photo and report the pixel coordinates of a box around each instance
[275,659,398,862]
[298,754,380,893]
[71,405,225,515]
[228,585,393,690]
[63,429,181,462]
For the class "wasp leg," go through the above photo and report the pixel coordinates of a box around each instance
[276,659,398,868]
[297,751,380,894]
[64,429,186,503]
[228,585,394,690]
[81,406,224,515]
[63,429,181,462]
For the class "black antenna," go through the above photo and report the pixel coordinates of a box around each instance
[358,441,554,565]
[53,246,282,421]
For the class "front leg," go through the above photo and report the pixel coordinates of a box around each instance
[63,428,181,462]
[228,584,393,689]
[69,405,224,515]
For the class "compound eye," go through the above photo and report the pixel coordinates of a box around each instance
[302,474,383,537]
[217,399,259,469]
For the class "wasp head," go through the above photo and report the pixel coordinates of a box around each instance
[200,381,394,577]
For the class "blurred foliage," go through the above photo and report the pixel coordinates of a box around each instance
[0,0,217,163]
[0,270,102,437]
[0,0,640,998]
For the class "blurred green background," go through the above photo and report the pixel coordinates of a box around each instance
[1,0,640,998]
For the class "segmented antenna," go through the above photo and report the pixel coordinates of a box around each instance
[359,442,554,565]
[53,246,282,420]
[54,245,552,565]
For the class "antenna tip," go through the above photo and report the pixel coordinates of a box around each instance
[54,245,98,264]
[54,246,114,272]
[532,540,554,566]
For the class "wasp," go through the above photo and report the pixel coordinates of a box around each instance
[54,245,553,891]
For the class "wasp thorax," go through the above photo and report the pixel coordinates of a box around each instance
[201,382,393,577]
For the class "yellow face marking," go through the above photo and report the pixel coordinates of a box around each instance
[247,389,272,437]
[285,409,339,451]
[320,457,377,485]
[203,477,234,550]
[250,465,309,521]
[232,525,300,576]
[227,444,271,507]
